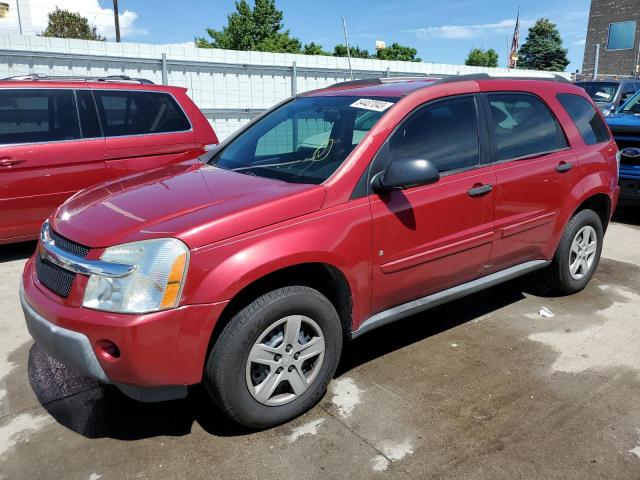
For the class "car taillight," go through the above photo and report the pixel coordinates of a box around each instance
[615,150,621,179]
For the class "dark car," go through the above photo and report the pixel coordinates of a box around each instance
[575,79,640,116]
[606,89,640,205]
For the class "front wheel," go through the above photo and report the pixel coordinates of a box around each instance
[204,286,342,429]
[544,209,604,294]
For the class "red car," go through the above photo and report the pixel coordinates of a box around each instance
[21,74,619,428]
[0,75,217,244]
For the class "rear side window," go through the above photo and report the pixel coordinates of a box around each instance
[487,93,568,161]
[389,96,480,173]
[557,94,610,145]
[93,90,191,137]
[75,90,102,139]
[0,89,80,145]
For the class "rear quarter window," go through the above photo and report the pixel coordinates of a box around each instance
[556,94,610,145]
[93,90,191,137]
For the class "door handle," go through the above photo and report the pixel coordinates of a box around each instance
[467,183,492,197]
[0,158,25,167]
[555,161,573,173]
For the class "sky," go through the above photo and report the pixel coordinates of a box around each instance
[0,0,592,72]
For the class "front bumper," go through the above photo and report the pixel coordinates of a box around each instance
[21,256,228,401]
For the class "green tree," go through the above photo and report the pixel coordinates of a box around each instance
[376,42,421,62]
[465,47,499,67]
[196,0,301,53]
[303,42,331,56]
[333,44,371,59]
[517,18,569,71]
[41,7,105,41]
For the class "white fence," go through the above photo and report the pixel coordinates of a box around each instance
[0,34,571,139]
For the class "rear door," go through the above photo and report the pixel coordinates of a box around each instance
[484,92,578,272]
[92,89,197,178]
[0,88,105,242]
[370,95,496,313]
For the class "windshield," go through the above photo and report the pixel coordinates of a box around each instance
[210,95,397,184]
[619,90,640,114]
[575,82,619,103]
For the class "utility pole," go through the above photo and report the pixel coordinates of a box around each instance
[593,43,600,79]
[342,14,353,80]
[15,0,23,35]
[113,0,121,42]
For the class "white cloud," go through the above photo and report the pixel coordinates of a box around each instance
[408,18,533,40]
[0,0,146,39]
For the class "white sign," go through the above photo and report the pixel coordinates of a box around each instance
[350,98,394,112]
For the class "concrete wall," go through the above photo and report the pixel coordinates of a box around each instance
[0,33,570,139]
[583,0,640,77]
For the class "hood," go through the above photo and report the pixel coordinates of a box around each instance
[605,113,640,136]
[52,163,326,249]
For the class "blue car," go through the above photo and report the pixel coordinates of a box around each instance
[606,90,640,206]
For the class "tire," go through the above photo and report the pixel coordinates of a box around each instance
[544,209,604,295]
[204,286,342,429]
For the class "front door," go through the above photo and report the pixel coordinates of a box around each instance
[370,95,496,313]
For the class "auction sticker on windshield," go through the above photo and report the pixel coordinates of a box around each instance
[350,98,394,112]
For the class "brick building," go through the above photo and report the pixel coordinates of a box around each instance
[582,0,640,78]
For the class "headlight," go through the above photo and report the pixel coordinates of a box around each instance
[83,238,189,313]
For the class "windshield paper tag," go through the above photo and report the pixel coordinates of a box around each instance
[350,98,394,112]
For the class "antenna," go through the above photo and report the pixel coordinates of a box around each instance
[342,14,353,81]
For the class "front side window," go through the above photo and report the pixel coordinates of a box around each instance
[607,21,637,50]
[488,93,567,161]
[93,90,191,137]
[0,89,80,145]
[212,96,396,184]
[557,94,610,145]
[388,96,480,173]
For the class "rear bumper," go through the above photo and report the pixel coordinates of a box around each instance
[21,256,228,401]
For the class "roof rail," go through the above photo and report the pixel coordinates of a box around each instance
[2,74,155,84]
[435,72,570,84]
[329,75,438,89]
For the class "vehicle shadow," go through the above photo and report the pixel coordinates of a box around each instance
[0,241,37,263]
[28,274,529,440]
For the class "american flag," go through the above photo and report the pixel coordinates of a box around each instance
[508,10,520,69]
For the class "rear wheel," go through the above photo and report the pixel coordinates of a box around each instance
[204,286,342,429]
[544,209,603,294]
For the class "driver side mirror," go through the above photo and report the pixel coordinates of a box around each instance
[372,157,440,192]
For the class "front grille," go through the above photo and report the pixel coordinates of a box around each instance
[614,137,640,166]
[49,229,89,257]
[35,256,76,297]
[36,229,90,298]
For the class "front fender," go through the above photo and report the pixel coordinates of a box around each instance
[183,200,373,328]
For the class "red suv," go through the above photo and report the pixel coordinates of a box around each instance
[0,75,217,244]
[21,74,619,428]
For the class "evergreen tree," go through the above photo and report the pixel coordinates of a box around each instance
[41,7,105,41]
[376,43,421,62]
[196,0,301,53]
[517,18,569,71]
[465,47,499,67]
[333,44,371,59]
[303,42,331,56]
